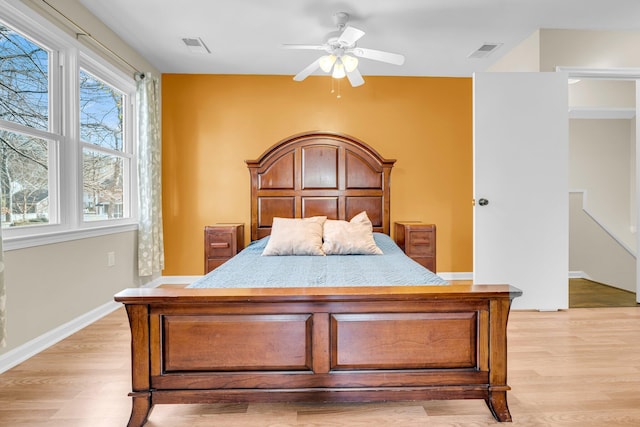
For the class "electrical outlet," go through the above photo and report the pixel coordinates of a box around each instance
[107,251,115,267]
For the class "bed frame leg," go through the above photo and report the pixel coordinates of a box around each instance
[485,391,512,422]
[127,392,153,427]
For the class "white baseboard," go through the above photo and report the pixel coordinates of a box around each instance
[443,271,589,281]
[439,272,473,281]
[153,275,201,286]
[141,276,165,288]
[569,270,590,279]
[0,300,121,374]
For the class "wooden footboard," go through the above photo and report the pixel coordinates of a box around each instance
[115,284,521,426]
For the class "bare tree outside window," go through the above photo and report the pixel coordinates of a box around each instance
[80,70,127,221]
[0,24,50,228]
[0,131,48,225]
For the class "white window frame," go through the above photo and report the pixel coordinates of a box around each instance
[0,2,138,251]
[78,55,136,227]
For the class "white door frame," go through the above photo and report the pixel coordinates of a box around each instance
[557,66,640,303]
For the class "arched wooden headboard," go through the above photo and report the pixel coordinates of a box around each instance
[246,132,396,241]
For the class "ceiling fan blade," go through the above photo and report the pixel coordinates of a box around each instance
[346,67,364,87]
[293,59,321,81]
[338,26,365,46]
[351,47,405,65]
[281,44,326,51]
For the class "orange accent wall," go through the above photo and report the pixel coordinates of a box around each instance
[161,74,472,275]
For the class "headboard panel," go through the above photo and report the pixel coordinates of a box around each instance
[246,132,396,241]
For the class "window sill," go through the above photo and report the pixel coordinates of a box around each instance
[2,223,139,251]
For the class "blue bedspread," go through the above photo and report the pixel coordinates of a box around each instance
[188,233,448,288]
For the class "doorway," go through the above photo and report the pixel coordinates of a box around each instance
[561,68,640,305]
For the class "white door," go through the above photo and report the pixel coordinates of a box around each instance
[473,72,569,310]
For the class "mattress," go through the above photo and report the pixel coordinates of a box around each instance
[188,233,448,288]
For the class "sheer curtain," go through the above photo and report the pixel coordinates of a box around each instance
[136,72,164,276]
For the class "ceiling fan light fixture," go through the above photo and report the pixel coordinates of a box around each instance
[341,55,358,72]
[283,12,403,88]
[332,61,346,79]
[319,54,337,72]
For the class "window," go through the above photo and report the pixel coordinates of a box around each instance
[0,7,137,248]
[0,24,54,228]
[0,131,51,226]
[80,69,131,221]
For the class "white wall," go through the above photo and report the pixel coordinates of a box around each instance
[492,28,640,87]
[2,232,140,353]
[540,29,640,72]
[488,30,540,72]
[569,80,635,109]
[569,193,636,291]
[569,119,635,251]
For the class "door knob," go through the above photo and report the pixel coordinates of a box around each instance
[478,198,489,206]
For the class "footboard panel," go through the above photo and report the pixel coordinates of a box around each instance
[115,285,521,426]
[162,314,313,372]
[332,312,478,369]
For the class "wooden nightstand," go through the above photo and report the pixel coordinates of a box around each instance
[204,223,244,273]
[394,222,436,272]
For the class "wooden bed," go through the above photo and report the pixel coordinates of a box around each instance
[115,131,521,426]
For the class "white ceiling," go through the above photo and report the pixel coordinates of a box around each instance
[79,0,640,77]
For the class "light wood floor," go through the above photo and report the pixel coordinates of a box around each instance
[1,306,639,426]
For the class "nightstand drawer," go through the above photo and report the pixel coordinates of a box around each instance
[206,231,235,258]
[407,230,434,256]
[206,258,229,272]
[204,224,244,273]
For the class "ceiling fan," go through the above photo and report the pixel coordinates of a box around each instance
[282,12,405,87]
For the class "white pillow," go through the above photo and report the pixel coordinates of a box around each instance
[262,216,327,256]
[322,211,383,255]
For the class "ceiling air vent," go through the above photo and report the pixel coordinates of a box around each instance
[468,43,502,59]
[182,37,211,54]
